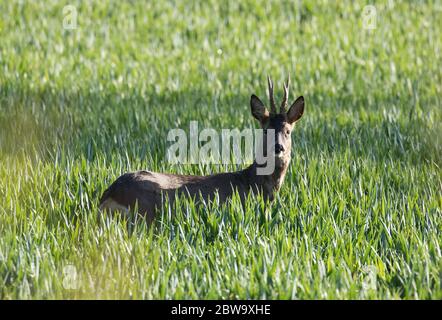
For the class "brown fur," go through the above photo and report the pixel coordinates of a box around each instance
[99,77,304,222]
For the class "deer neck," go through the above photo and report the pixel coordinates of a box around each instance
[244,157,290,200]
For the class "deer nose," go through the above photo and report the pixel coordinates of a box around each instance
[275,144,285,154]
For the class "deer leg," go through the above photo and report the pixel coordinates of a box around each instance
[99,197,130,217]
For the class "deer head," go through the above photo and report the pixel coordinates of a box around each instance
[250,75,304,169]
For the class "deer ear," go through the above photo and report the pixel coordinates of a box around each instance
[250,94,269,123]
[287,96,304,124]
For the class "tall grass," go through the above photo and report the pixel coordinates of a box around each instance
[0,0,441,299]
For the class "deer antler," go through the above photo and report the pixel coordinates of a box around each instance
[267,76,277,114]
[280,74,290,113]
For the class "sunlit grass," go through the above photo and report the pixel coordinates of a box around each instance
[0,0,441,299]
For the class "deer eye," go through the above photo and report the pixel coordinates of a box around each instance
[285,129,290,135]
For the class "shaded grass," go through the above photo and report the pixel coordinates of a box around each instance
[0,0,441,299]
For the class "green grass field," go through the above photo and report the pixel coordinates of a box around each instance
[0,0,441,299]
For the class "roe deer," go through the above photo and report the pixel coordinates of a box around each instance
[99,76,304,222]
